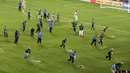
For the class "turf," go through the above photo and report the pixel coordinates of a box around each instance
[0,0,130,73]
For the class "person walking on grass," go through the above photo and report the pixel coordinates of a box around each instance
[37,9,42,19]
[106,48,114,60]
[18,1,22,11]
[91,35,97,46]
[14,30,20,44]
[49,20,54,33]
[68,51,76,64]
[28,9,31,20]
[22,20,27,32]
[30,28,35,37]
[37,31,42,44]
[57,12,60,22]
[79,24,84,37]
[98,33,104,47]
[60,38,67,49]
[91,18,95,30]
[4,26,8,39]
[36,23,41,33]
[43,9,47,20]
[39,16,43,27]
[24,48,31,59]
[72,20,77,32]
[74,11,78,22]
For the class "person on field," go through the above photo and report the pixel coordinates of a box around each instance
[30,28,35,37]
[37,31,42,44]
[22,0,26,12]
[98,33,104,46]
[103,27,108,33]
[91,35,97,46]
[22,20,27,32]
[60,38,67,49]
[57,12,60,22]
[18,1,22,11]
[74,11,78,22]
[39,16,43,27]
[106,48,114,60]
[72,20,77,32]
[47,13,50,20]
[14,30,20,44]
[37,9,42,19]
[68,51,76,64]
[91,18,95,30]
[36,23,41,33]
[43,9,47,19]
[49,20,54,33]
[28,9,31,20]
[4,26,8,39]
[79,24,84,36]
[24,48,31,59]
[111,62,122,73]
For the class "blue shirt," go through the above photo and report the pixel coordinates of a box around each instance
[44,10,47,14]
[38,32,42,38]
[19,2,22,7]
[111,64,116,70]
[15,32,19,38]
[70,52,75,57]
[92,36,97,40]
[49,21,53,27]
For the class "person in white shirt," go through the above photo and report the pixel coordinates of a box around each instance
[22,0,26,12]
[74,11,78,22]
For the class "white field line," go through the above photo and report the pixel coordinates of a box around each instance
[0,4,130,34]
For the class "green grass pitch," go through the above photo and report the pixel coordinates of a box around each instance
[0,0,130,73]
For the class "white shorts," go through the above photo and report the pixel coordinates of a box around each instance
[79,30,83,36]
[74,16,78,22]
[111,70,115,73]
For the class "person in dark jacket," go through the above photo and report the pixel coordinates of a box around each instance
[106,48,114,60]
[91,18,95,30]
[24,48,31,59]
[36,23,41,33]
[79,24,84,36]
[98,33,104,46]
[30,28,35,37]
[72,20,77,32]
[60,38,67,49]
[22,20,27,32]
[14,30,20,44]
[28,9,31,20]
[57,12,60,22]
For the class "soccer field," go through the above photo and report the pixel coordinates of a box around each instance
[0,0,130,73]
